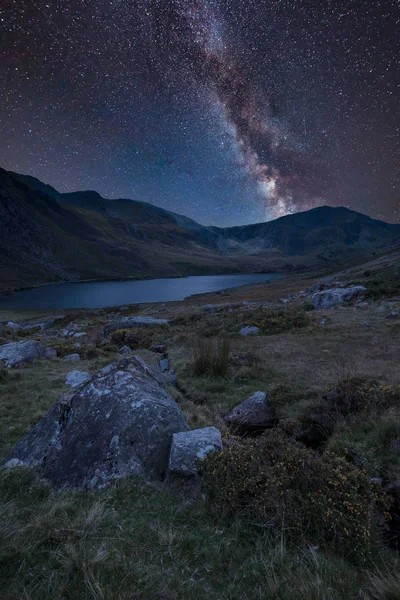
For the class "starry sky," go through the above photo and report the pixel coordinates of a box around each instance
[0,0,398,226]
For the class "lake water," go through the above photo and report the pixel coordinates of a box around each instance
[0,273,281,310]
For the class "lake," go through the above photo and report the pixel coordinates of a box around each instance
[0,273,281,310]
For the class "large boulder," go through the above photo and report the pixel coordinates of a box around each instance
[4,356,188,488]
[167,427,222,477]
[103,317,169,338]
[224,391,273,432]
[312,286,366,310]
[0,340,46,368]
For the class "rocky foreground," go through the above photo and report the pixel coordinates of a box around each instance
[1,261,400,599]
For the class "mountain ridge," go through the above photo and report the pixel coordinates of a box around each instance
[1,167,399,293]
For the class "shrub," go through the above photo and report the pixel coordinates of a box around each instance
[201,430,390,560]
[192,337,230,377]
[245,308,309,335]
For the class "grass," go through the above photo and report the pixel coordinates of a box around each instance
[0,468,396,600]
[192,337,231,377]
[0,264,400,597]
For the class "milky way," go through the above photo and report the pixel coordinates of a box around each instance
[0,0,398,225]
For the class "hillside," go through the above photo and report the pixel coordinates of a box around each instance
[1,168,399,292]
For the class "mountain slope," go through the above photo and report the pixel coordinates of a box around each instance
[1,168,399,292]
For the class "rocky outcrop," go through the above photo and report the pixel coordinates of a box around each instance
[312,286,366,309]
[4,356,188,488]
[103,317,169,338]
[167,427,222,477]
[224,391,273,433]
[0,340,46,368]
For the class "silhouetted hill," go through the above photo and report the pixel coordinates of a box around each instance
[1,168,399,292]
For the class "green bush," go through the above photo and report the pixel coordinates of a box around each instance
[201,430,390,560]
[192,337,230,377]
[245,308,309,335]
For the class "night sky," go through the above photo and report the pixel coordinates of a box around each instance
[0,0,398,226]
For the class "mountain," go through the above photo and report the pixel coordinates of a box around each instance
[1,167,399,292]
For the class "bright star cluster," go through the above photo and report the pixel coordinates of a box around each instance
[0,0,398,225]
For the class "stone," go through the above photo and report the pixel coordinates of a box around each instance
[224,391,273,432]
[3,458,26,468]
[103,317,169,338]
[44,347,57,360]
[0,340,46,368]
[6,321,22,331]
[166,371,177,386]
[63,353,81,362]
[73,332,87,338]
[4,356,188,488]
[167,427,222,477]
[159,358,170,372]
[240,326,260,336]
[312,286,366,310]
[119,345,132,355]
[65,370,90,388]
[320,318,327,326]
[151,344,166,353]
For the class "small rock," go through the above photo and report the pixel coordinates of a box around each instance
[63,353,81,362]
[167,427,222,477]
[103,317,169,338]
[119,345,132,355]
[166,371,177,386]
[151,344,167,353]
[320,318,326,326]
[44,347,57,359]
[65,370,90,388]
[159,358,170,372]
[3,458,26,468]
[387,311,399,319]
[74,332,87,338]
[6,321,22,331]
[240,326,260,336]
[224,391,273,432]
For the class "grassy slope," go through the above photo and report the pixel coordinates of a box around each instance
[1,258,400,598]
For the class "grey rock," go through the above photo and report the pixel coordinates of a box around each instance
[151,344,167,353]
[103,316,169,338]
[166,371,177,386]
[320,318,327,326]
[63,353,81,362]
[3,458,26,468]
[6,321,22,331]
[312,286,366,310]
[119,345,132,355]
[67,322,80,332]
[159,358,170,372]
[224,391,273,430]
[167,427,222,477]
[0,340,46,368]
[240,326,260,336]
[44,347,57,360]
[387,311,399,319]
[5,356,188,488]
[307,283,322,293]
[65,370,90,388]
[73,332,87,338]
